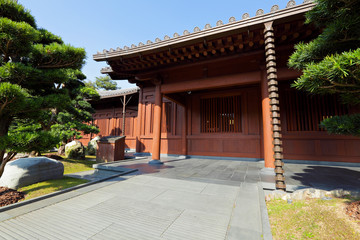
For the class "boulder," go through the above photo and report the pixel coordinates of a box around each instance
[87,136,100,155]
[0,157,64,189]
[65,140,85,160]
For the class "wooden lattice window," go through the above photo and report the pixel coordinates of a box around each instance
[283,89,349,132]
[162,102,172,133]
[200,95,242,133]
[145,102,154,134]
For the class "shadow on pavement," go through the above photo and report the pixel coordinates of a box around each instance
[290,165,360,191]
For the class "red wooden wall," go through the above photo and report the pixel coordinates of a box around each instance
[80,108,138,150]
[186,86,261,158]
[82,82,360,163]
[138,87,184,155]
[138,83,360,163]
[279,81,360,163]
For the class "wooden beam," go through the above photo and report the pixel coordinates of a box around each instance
[163,93,186,107]
[161,71,261,94]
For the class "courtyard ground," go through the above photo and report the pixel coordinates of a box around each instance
[0,156,359,239]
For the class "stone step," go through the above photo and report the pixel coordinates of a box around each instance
[93,162,138,173]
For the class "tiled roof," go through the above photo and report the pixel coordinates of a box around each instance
[94,0,314,61]
[97,87,139,99]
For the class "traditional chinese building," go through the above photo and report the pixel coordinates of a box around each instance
[80,87,139,150]
[92,0,360,188]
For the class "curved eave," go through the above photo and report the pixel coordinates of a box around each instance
[100,67,133,80]
[97,87,139,99]
[93,2,315,62]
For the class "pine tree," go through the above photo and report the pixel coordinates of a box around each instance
[85,76,118,91]
[288,0,360,136]
[0,0,98,177]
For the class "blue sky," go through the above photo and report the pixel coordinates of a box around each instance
[21,0,292,89]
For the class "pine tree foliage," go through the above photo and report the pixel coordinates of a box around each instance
[86,75,118,91]
[288,0,360,136]
[0,0,99,177]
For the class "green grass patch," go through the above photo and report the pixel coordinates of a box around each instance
[61,156,95,174]
[267,198,360,240]
[18,177,88,200]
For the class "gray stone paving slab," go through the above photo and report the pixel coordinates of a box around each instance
[162,210,229,240]
[96,181,169,201]
[258,183,273,240]
[90,223,163,240]
[65,167,137,182]
[226,183,262,240]
[200,183,239,199]
[151,189,235,216]
[143,176,208,193]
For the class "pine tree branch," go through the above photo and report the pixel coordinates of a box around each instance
[329,82,360,88]
[37,59,79,69]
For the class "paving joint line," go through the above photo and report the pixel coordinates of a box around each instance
[87,222,115,240]
[160,209,185,237]
[224,184,243,239]
[148,188,169,202]
[199,183,210,194]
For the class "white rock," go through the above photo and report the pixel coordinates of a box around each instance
[0,157,64,189]
[87,136,100,155]
[65,140,85,159]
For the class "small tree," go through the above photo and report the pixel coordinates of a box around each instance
[0,0,98,177]
[288,0,360,136]
[86,75,118,90]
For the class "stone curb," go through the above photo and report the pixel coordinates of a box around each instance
[258,182,273,240]
[0,168,137,213]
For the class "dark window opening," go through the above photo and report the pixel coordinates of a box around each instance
[201,95,242,133]
[162,102,172,133]
[283,89,349,132]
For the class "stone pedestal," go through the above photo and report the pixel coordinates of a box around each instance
[96,136,126,163]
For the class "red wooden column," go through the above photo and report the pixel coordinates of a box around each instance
[135,86,143,153]
[264,21,286,190]
[181,104,188,156]
[261,70,275,169]
[149,80,163,164]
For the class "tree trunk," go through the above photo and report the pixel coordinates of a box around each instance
[0,158,8,178]
[0,116,11,179]
[0,152,16,177]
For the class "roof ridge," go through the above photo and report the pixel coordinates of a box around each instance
[97,87,140,98]
[94,0,313,58]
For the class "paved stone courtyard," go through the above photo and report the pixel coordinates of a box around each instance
[0,158,267,240]
[1,157,359,240]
